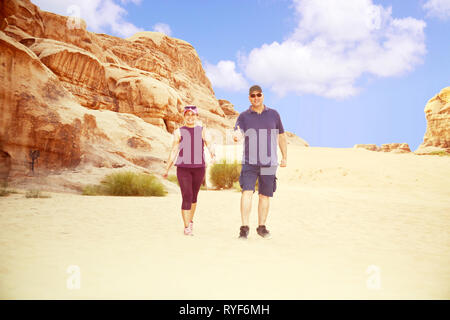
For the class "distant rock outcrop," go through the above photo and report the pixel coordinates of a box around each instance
[354,143,411,153]
[353,144,380,152]
[416,87,450,154]
[285,132,309,146]
[380,143,411,153]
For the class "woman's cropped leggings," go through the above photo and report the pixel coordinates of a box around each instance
[176,166,205,210]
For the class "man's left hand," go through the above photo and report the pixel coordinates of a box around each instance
[280,158,287,167]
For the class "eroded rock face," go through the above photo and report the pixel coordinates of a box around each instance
[0,0,226,179]
[0,150,12,182]
[0,31,82,176]
[0,0,229,131]
[218,99,239,117]
[416,87,450,154]
[0,30,171,178]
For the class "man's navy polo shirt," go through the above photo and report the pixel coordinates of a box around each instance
[234,105,285,166]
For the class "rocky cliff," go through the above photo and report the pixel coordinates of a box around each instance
[0,0,309,189]
[416,87,450,154]
[0,0,242,182]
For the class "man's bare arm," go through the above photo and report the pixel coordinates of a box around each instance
[202,127,215,161]
[278,132,287,167]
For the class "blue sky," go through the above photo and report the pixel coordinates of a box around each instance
[34,0,450,150]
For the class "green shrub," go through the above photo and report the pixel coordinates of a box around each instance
[209,160,241,189]
[429,151,450,156]
[25,189,51,198]
[83,171,167,197]
[82,184,106,196]
[0,188,10,197]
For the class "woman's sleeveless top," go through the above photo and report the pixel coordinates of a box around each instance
[175,126,205,168]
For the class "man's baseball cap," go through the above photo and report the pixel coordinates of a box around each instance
[249,85,262,94]
[183,105,198,115]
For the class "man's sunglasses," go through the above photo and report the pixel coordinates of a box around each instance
[184,106,197,110]
[250,93,262,98]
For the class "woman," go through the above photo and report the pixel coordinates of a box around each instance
[163,105,215,236]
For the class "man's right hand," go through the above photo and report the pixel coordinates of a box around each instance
[233,125,243,142]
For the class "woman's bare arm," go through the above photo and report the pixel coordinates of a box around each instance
[163,129,181,177]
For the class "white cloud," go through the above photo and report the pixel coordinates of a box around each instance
[153,23,172,36]
[33,0,143,38]
[423,0,450,20]
[205,60,249,92]
[243,0,426,98]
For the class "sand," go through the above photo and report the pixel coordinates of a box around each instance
[1,146,449,299]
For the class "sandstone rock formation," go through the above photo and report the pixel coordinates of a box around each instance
[380,143,411,153]
[1,0,232,129]
[353,143,411,153]
[0,0,225,180]
[415,87,450,154]
[353,144,380,151]
[0,30,172,179]
[0,0,308,185]
[218,99,239,118]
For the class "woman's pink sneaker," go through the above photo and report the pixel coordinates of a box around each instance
[184,226,193,236]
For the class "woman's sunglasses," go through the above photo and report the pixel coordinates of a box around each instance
[250,93,262,98]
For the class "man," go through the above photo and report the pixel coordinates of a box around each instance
[234,85,287,239]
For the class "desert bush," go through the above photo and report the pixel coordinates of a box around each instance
[25,189,51,198]
[82,184,106,196]
[209,160,241,189]
[429,151,450,156]
[83,171,167,196]
[233,181,242,192]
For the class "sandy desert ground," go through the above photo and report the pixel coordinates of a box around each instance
[1,145,449,299]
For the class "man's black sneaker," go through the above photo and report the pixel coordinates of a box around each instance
[239,226,249,239]
[256,225,272,239]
